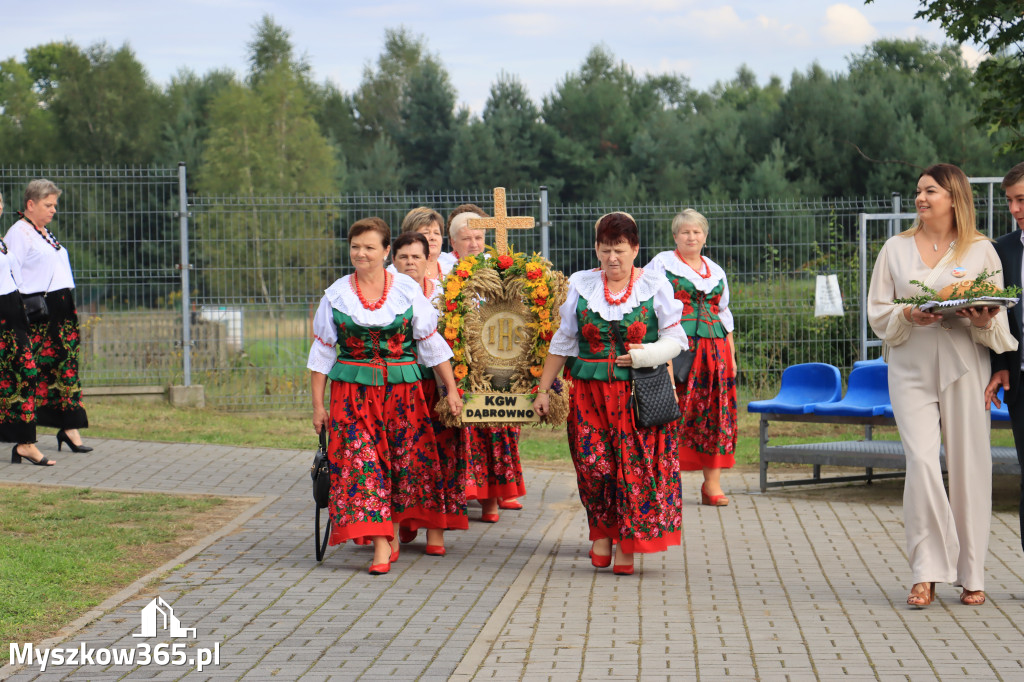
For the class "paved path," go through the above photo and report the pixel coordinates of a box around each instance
[2,438,1023,681]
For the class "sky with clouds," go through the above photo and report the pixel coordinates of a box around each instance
[4,1,972,114]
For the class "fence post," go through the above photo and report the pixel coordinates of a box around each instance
[889,193,900,238]
[859,212,868,362]
[178,162,192,387]
[539,186,550,260]
[988,181,995,238]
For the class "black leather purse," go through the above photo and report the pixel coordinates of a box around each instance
[610,325,681,428]
[22,293,48,324]
[311,430,330,508]
[673,348,695,385]
[310,430,331,561]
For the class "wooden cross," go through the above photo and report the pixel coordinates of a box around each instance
[467,187,534,255]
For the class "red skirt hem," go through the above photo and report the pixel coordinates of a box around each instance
[587,524,681,555]
[678,445,735,471]
[465,481,527,501]
[329,520,394,546]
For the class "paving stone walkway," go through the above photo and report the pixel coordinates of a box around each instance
[2,438,1023,681]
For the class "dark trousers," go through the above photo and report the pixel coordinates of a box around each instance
[1009,381,1024,551]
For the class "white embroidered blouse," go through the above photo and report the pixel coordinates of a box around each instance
[306,272,453,375]
[549,268,688,357]
[3,219,75,294]
[645,250,735,333]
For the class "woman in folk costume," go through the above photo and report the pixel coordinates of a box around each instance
[308,218,463,575]
[645,209,737,506]
[868,163,1016,607]
[391,231,468,553]
[0,190,51,465]
[445,204,526,519]
[4,179,91,453]
[386,207,457,282]
[534,212,687,575]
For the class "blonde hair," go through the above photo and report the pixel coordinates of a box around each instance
[902,163,987,263]
[671,208,708,236]
[401,207,443,234]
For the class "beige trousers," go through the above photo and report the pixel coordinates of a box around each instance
[889,322,992,591]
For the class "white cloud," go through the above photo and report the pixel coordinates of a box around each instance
[688,6,744,37]
[497,13,561,37]
[821,4,877,45]
[960,44,987,69]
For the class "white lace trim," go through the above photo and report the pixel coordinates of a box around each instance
[572,268,665,321]
[324,272,420,327]
[651,250,726,294]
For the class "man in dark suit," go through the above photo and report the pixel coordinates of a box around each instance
[986,161,1024,550]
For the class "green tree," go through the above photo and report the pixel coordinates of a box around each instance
[868,0,1024,152]
[541,45,688,201]
[24,41,166,164]
[393,59,459,191]
[0,58,59,164]
[198,21,337,309]
[161,68,234,171]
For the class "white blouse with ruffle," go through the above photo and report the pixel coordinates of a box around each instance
[549,268,688,358]
[306,272,453,375]
[645,250,735,333]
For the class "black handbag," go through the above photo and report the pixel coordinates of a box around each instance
[22,293,48,324]
[673,348,695,385]
[610,325,682,428]
[310,430,332,562]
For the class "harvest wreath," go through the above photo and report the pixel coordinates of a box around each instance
[435,245,570,427]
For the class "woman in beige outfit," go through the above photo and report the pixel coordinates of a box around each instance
[868,163,1017,608]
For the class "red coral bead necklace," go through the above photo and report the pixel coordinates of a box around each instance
[603,266,635,306]
[676,250,711,279]
[353,270,391,311]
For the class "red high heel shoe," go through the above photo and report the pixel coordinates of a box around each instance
[613,564,634,576]
[589,549,611,568]
[369,563,391,575]
[700,484,729,507]
[480,512,500,523]
[498,498,523,510]
[425,545,446,556]
[389,548,400,563]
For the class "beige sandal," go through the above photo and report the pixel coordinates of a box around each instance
[960,589,986,605]
[907,582,935,608]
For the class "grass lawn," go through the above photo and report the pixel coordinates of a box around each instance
[0,486,249,663]
[85,399,1020,467]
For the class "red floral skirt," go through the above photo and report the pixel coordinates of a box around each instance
[421,377,468,530]
[0,291,38,444]
[676,336,737,471]
[463,424,525,501]
[326,380,447,545]
[567,378,682,554]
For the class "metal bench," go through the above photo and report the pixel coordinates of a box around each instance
[749,363,1021,492]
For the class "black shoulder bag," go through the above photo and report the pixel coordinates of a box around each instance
[610,324,681,428]
[311,429,331,561]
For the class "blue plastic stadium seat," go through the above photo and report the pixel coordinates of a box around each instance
[881,403,894,419]
[811,364,891,418]
[747,363,843,414]
[853,356,886,370]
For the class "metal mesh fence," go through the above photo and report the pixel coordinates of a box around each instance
[1,167,1016,409]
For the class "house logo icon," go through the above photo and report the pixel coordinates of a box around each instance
[132,597,197,638]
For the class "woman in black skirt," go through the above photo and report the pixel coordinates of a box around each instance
[0,190,52,465]
[4,180,91,453]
